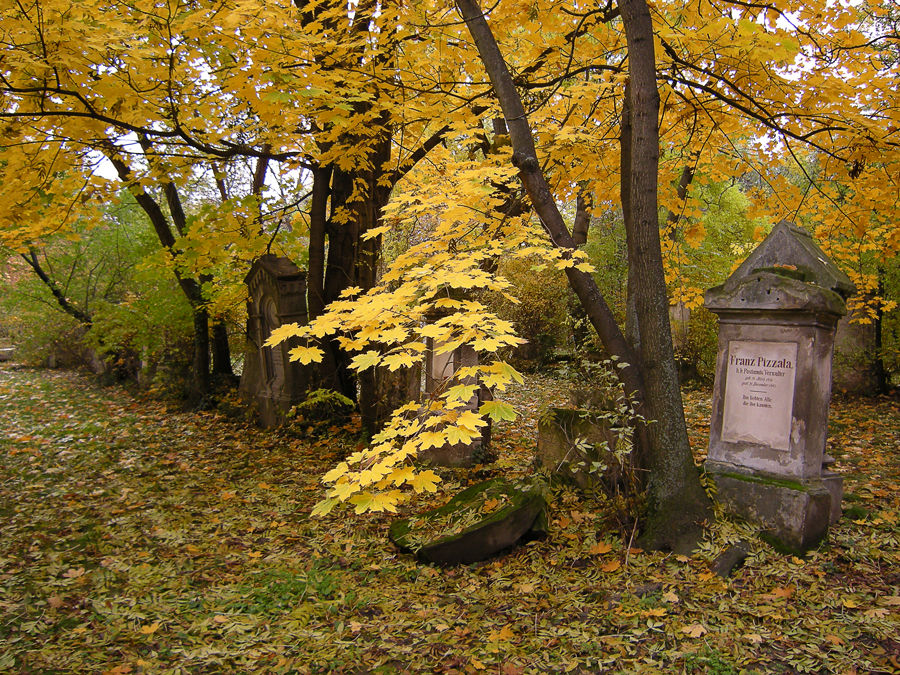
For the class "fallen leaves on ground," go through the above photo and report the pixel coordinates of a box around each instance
[0,364,898,673]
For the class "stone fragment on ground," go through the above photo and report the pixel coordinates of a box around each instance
[389,477,547,565]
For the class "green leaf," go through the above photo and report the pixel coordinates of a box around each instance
[479,400,517,422]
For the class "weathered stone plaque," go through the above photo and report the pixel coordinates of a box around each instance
[722,340,797,451]
[703,221,854,552]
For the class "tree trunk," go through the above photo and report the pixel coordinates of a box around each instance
[307,165,331,320]
[211,321,233,377]
[190,305,212,405]
[620,85,641,354]
[873,266,888,394]
[105,147,214,403]
[618,0,711,552]
[22,248,93,326]
[456,0,711,552]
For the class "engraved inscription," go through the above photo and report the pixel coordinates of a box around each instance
[722,340,797,450]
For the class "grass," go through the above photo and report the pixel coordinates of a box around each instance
[0,363,898,673]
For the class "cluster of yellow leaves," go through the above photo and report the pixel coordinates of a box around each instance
[265,149,579,514]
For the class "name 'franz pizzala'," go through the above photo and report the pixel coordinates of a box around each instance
[729,354,794,369]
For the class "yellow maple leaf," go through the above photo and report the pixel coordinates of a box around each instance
[311,497,338,517]
[682,623,708,638]
[264,323,302,347]
[383,351,416,371]
[418,430,446,450]
[350,350,382,370]
[387,465,415,486]
[408,470,441,493]
[456,410,487,431]
[322,462,350,483]
[350,490,401,514]
[288,345,324,365]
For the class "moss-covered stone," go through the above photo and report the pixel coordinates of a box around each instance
[389,477,547,565]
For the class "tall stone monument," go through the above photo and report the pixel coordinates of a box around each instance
[704,221,854,552]
[240,255,313,427]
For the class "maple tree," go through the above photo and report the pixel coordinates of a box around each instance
[1,0,898,546]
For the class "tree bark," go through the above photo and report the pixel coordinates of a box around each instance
[211,320,234,377]
[620,85,641,354]
[618,0,711,551]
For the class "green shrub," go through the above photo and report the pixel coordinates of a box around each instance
[493,256,570,368]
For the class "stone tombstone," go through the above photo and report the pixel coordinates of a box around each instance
[704,221,854,552]
[832,308,879,393]
[536,408,620,491]
[240,254,313,427]
[421,339,491,467]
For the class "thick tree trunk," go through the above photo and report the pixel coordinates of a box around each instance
[307,166,331,320]
[211,321,233,377]
[618,0,712,552]
[620,86,641,354]
[190,306,212,405]
[456,0,711,551]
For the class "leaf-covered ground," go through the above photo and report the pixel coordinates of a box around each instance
[1,364,898,674]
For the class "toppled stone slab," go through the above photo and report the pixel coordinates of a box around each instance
[389,477,547,565]
[0,348,15,362]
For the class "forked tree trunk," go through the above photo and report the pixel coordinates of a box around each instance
[456,0,711,552]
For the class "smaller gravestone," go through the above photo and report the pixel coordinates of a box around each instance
[0,347,15,362]
[832,309,879,393]
[704,221,853,552]
[420,339,491,466]
[240,255,313,427]
[536,407,620,491]
[389,477,547,565]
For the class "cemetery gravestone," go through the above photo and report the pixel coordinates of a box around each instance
[421,339,491,466]
[240,255,313,427]
[704,221,853,552]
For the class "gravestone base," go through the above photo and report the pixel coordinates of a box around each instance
[707,462,835,553]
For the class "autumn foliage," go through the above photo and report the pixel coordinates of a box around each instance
[1,1,898,515]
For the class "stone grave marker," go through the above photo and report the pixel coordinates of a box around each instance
[704,221,854,552]
[239,254,313,427]
[421,339,491,466]
[389,477,548,565]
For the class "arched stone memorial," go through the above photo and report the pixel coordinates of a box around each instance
[240,255,313,427]
[704,221,854,552]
